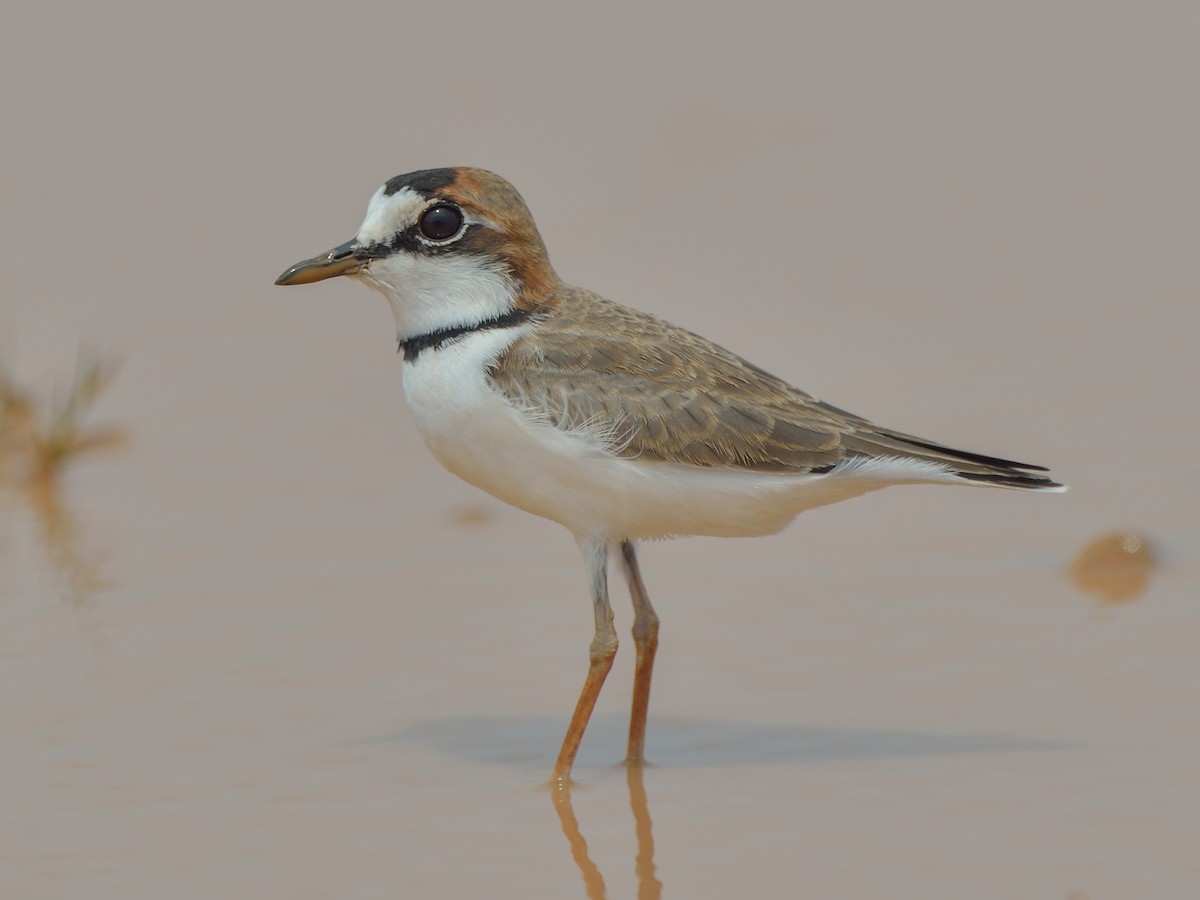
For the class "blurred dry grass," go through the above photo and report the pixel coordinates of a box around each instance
[0,351,123,606]
[0,352,124,486]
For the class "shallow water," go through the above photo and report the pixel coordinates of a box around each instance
[3,4,1199,898]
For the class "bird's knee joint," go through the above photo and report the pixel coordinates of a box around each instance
[589,634,618,665]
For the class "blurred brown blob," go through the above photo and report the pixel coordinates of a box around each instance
[1069,531,1154,606]
[450,504,493,528]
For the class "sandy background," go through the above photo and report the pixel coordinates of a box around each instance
[2,3,1197,898]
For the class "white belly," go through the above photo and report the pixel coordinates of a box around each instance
[401,329,925,540]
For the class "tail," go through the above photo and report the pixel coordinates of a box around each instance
[845,428,1067,492]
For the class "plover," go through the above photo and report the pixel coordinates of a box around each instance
[276,167,1064,780]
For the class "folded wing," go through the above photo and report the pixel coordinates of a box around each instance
[489,287,1062,491]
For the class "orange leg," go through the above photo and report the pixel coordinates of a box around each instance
[621,540,660,763]
[553,538,617,782]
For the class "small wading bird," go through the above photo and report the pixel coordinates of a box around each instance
[277,167,1064,781]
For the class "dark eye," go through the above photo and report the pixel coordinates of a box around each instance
[418,204,464,241]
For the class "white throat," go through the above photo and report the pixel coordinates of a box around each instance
[355,251,519,342]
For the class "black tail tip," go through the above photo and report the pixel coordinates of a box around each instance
[957,471,1067,491]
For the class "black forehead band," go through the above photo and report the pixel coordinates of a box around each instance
[383,168,458,197]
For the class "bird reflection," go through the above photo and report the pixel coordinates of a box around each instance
[550,762,662,900]
[627,763,663,900]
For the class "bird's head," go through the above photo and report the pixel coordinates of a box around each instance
[276,167,558,340]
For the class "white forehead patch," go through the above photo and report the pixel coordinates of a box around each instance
[355,185,426,246]
[354,183,503,247]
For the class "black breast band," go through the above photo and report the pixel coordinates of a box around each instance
[398,309,531,362]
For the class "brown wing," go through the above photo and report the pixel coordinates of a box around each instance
[490,286,1060,487]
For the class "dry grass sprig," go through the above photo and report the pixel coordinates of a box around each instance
[0,352,124,484]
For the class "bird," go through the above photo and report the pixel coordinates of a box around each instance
[276,167,1064,781]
